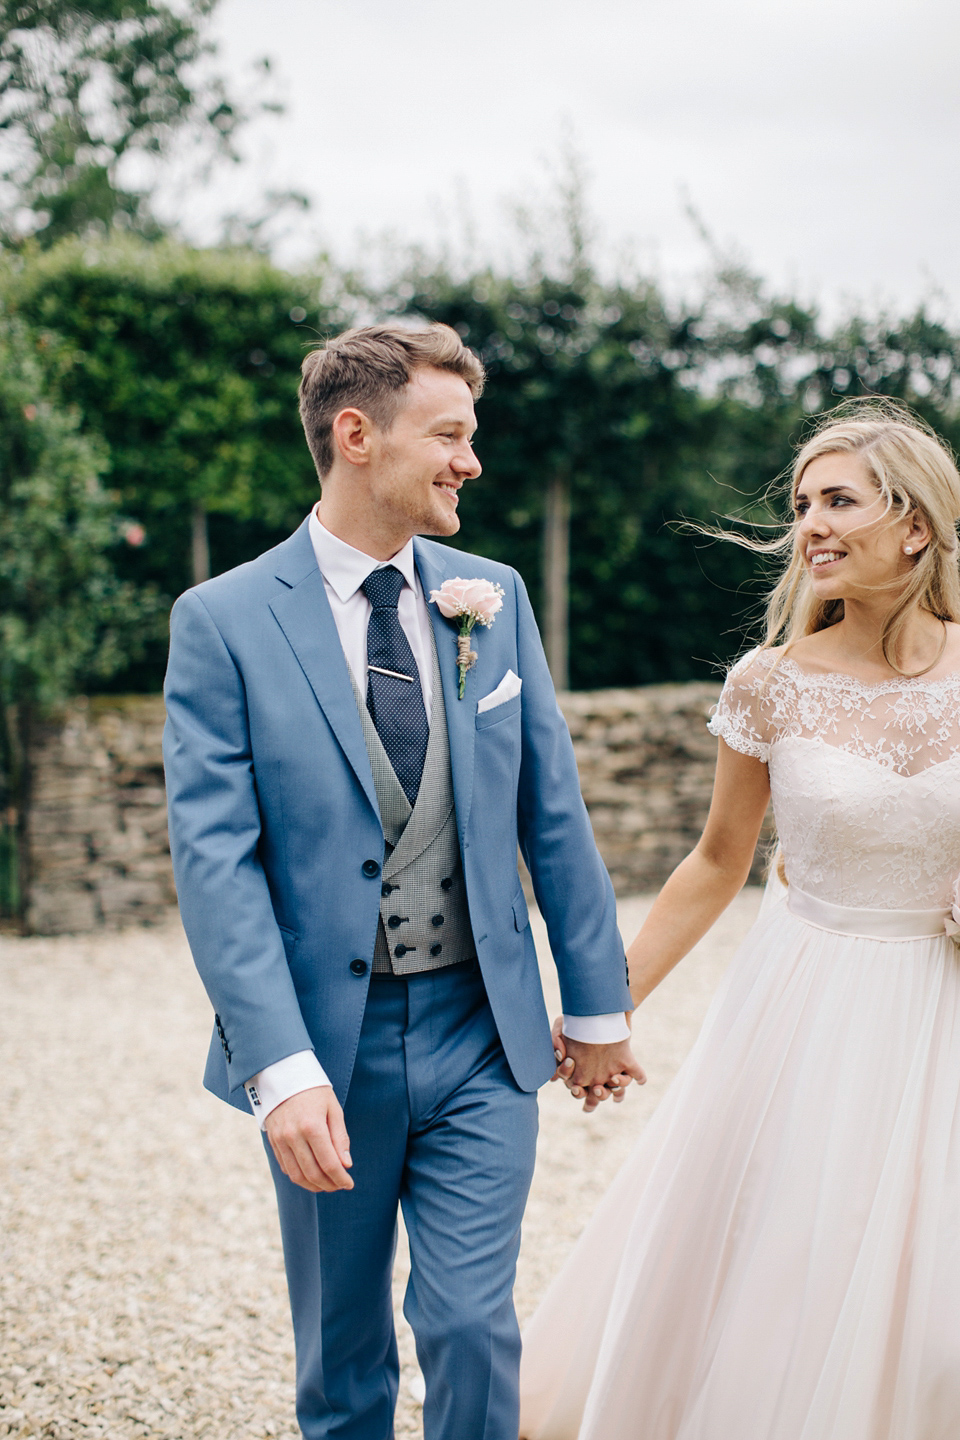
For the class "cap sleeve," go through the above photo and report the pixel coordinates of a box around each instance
[707,647,777,762]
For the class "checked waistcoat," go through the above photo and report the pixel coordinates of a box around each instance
[349,631,476,976]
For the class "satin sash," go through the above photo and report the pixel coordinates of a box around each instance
[787,884,952,941]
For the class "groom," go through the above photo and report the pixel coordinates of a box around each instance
[163,322,639,1440]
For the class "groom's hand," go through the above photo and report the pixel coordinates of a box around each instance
[264,1086,354,1193]
[551,1018,645,1114]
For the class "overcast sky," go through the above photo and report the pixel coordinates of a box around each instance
[173,0,960,317]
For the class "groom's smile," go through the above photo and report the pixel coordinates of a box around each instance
[374,366,481,543]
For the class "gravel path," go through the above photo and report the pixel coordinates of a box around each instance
[1,890,761,1440]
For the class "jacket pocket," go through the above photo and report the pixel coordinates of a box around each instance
[476,692,522,730]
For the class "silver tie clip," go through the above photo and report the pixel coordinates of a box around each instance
[368,665,415,682]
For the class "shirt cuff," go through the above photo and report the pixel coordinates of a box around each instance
[245,1049,331,1129]
[562,1012,630,1043]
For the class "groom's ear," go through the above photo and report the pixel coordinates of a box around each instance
[331,406,376,469]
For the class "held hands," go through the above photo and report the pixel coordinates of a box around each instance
[550,1016,646,1114]
[264,1085,354,1193]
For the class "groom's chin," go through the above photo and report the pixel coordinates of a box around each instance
[423,512,461,538]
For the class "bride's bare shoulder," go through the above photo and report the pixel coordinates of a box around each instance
[783,633,831,660]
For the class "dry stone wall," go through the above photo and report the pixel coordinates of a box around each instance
[562,682,772,895]
[25,696,175,934]
[22,684,770,933]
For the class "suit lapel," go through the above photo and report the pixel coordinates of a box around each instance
[415,540,476,842]
[268,523,379,819]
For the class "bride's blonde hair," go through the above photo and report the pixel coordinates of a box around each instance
[730,399,960,672]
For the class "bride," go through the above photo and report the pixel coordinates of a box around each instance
[519,403,960,1440]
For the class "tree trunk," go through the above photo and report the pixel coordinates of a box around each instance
[14,701,31,931]
[191,504,211,585]
[543,471,571,691]
[0,700,31,930]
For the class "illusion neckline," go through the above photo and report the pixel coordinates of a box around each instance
[759,652,960,695]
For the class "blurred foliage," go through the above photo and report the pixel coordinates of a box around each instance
[4,235,344,683]
[373,260,960,686]
[0,308,161,915]
[2,229,959,698]
[371,264,790,684]
[0,0,253,245]
[0,308,160,705]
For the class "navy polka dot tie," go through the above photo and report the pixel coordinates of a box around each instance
[362,566,429,806]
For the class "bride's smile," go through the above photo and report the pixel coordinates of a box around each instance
[794,451,930,600]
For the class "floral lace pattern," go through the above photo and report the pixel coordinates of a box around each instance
[709,648,960,909]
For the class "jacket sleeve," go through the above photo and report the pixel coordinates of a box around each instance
[513,571,633,1017]
[163,589,315,1094]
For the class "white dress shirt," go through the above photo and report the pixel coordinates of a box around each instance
[245,509,628,1127]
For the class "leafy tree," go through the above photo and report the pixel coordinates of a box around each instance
[0,309,160,919]
[6,225,959,698]
[378,260,776,688]
[0,0,254,245]
[6,235,341,684]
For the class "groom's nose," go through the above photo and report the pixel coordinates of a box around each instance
[452,439,481,479]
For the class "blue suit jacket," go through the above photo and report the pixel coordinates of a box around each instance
[162,520,631,1110]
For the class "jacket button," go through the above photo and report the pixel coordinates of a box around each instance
[430,944,443,957]
[431,914,444,927]
[362,859,381,878]
[440,877,453,890]
[350,958,367,976]
[394,944,408,958]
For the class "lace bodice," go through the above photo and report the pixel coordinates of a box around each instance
[709,648,960,909]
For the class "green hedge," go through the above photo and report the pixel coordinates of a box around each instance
[5,237,958,693]
[5,236,343,684]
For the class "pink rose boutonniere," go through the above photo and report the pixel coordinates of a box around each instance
[429,577,505,698]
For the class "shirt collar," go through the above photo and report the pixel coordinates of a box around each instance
[308,505,420,602]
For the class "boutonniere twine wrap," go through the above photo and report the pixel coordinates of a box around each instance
[429,578,505,698]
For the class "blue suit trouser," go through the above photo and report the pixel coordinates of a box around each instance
[265,959,540,1440]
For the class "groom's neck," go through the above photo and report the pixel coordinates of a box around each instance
[314,495,415,563]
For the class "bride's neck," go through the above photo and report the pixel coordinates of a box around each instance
[818,599,946,678]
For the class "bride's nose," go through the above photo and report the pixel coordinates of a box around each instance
[798,504,831,540]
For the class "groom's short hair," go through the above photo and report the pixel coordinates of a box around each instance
[299,323,485,477]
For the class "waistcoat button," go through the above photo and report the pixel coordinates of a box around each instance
[431,914,444,927]
[381,882,394,897]
[388,915,406,929]
[362,859,381,878]
[394,944,408,958]
[430,944,443,957]
[440,878,453,890]
[350,958,367,976]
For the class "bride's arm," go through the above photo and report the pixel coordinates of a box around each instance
[626,739,771,1007]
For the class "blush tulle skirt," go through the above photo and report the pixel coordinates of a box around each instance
[518,884,960,1440]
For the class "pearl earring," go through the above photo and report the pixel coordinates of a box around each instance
[904,546,914,554]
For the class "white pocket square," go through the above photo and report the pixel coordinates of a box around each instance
[477,670,522,714]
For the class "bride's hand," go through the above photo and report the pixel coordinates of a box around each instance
[550,1016,638,1110]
